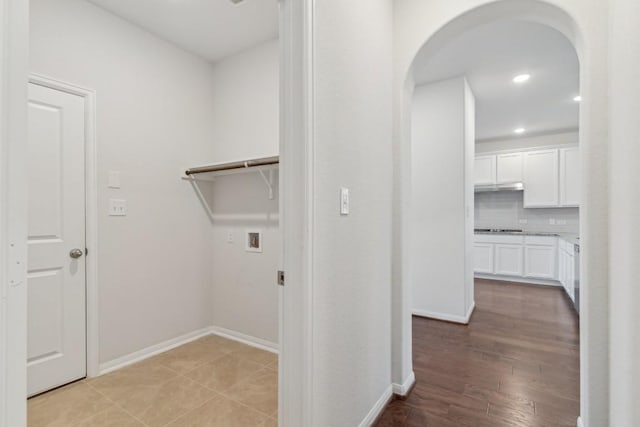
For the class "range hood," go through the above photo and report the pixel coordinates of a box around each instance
[474,182,524,193]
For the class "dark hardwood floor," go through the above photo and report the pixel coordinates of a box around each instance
[376,279,580,427]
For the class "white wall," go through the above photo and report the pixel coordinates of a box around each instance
[475,192,579,233]
[207,171,279,347]
[609,0,640,423]
[393,2,611,426]
[476,131,578,153]
[311,0,393,425]
[411,78,474,321]
[203,40,280,347]
[209,40,279,163]
[30,0,217,364]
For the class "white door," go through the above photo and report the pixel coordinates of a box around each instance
[524,245,557,279]
[27,82,87,396]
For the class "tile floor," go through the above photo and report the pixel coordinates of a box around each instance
[28,335,278,427]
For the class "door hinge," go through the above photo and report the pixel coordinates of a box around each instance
[277,270,285,286]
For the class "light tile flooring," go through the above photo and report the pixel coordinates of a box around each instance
[28,335,278,427]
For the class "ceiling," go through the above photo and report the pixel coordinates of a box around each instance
[412,20,579,141]
[88,0,278,63]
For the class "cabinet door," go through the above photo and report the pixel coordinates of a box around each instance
[474,243,494,274]
[496,153,523,184]
[524,245,557,279]
[494,244,523,276]
[558,249,567,289]
[560,147,580,207]
[475,155,496,185]
[523,149,559,208]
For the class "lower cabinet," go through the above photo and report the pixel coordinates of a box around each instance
[523,242,557,279]
[558,240,575,302]
[474,243,494,274]
[494,244,523,276]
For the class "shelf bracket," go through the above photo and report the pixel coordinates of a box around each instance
[257,168,275,200]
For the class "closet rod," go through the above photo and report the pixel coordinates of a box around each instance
[185,156,279,176]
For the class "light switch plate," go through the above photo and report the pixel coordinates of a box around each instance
[108,199,127,216]
[340,188,350,215]
[108,171,121,188]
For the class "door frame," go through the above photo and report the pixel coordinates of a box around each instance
[28,73,100,379]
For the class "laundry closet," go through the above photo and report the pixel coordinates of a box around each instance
[26,0,280,410]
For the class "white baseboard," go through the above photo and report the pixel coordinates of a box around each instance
[358,385,393,427]
[413,301,475,324]
[208,326,278,354]
[392,371,415,396]
[98,325,279,376]
[98,327,213,375]
[475,274,561,287]
[577,416,583,427]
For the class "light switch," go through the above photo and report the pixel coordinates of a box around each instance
[108,199,127,216]
[340,188,350,215]
[108,171,121,189]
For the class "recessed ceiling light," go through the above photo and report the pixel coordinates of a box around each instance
[573,95,582,102]
[513,74,531,83]
[514,128,526,134]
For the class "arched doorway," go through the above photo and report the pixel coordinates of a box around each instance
[391,1,609,425]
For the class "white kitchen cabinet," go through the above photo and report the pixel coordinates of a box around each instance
[524,236,557,279]
[524,149,559,208]
[558,239,576,301]
[475,155,496,185]
[560,147,580,207]
[474,243,494,274]
[496,152,523,184]
[494,244,524,276]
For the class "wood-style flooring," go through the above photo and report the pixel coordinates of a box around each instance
[376,279,580,427]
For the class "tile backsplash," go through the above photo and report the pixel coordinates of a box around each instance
[474,191,579,233]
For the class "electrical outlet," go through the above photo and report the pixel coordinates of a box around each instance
[557,219,567,225]
[518,219,528,224]
[549,218,556,225]
[226,230,234,243]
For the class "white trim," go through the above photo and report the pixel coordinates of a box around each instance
[392,371,415,396]
[98,327,213,375]
[1,0,29,424]
[358,385,393,427]
[28,74,100,379]
[475,273,562,287]
[577,416,583,427]
[279,0,315,426]
[413,301,475,324]
[209,326,278,354]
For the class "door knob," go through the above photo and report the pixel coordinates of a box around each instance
[69,248,84,259]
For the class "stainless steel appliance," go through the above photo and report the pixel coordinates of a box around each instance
[573,242,580,315]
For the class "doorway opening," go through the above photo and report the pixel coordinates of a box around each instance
[25,0,281,425]
[389,2,594,426]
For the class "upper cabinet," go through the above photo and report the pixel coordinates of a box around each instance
[475,146,579,208]
[523,149,559,208]
[496,152,523,184]
[560,147,580,207]
[475,155,496,185]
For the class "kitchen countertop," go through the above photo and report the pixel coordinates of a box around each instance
[474,229,580,246]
